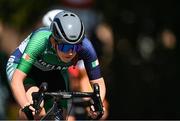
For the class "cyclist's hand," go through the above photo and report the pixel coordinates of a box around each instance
[22,104,44,120]
[87,105,105,120]
[29,104,36,114]
[21,104,35,120]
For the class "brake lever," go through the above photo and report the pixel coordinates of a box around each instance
[91,83,104,119]
[32,82,48,114]
[32,92,44,114]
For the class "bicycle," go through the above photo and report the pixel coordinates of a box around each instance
[22,82,104,120]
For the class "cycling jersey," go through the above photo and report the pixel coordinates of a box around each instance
[6,27,101,83]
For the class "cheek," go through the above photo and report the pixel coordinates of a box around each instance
[57,50,64,58]
[72,53,77,57]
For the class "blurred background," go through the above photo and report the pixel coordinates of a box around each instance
[0,0,180,120]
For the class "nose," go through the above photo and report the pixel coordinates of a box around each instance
[67,49,73,55]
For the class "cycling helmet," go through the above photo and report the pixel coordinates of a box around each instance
[42,9,64,27]
[50,11,85,44]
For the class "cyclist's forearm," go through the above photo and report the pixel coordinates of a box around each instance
[90,77,106,102]
[11,69,30,108]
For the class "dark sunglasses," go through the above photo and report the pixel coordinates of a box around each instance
[57,43,82,53]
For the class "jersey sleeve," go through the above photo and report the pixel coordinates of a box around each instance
[78,37,102,80]
[17,30,51,74]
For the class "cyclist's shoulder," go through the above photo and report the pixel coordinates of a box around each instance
[19,27,51,52]
[30,27,51,38]
[78,36,97,58]
[33,27,51,33]
[27,27,51,45]
[82,36,93,48]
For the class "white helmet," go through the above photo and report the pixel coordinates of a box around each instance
[42,9,64,27]
[50,11,85,44]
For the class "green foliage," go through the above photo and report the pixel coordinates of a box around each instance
[0,0,59,31]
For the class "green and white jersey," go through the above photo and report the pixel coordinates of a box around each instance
[6,27,102,82]
[9,27,73,74]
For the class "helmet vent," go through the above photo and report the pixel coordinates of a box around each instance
[70,35,77,38]
[70,14,75,17]
[63,14,68,17]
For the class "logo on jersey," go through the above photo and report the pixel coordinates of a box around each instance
[91,59,99,68]
[22,53,31,61]
[34,59,69,71]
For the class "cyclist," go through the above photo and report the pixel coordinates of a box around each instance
[42,9,64,27]
[43,9,108,120]
[6,10,106,120]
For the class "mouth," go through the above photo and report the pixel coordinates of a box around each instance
[64,55,73,58]
[64,56,73,60]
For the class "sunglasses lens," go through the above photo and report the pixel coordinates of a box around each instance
[58,44,81,52]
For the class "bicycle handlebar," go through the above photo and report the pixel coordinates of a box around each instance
[24,82,104,120]
[44,91,93,98]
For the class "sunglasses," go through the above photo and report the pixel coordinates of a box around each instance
[57,43,82,53]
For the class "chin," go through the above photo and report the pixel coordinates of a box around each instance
[63,60,70,63]
[59,55,74,63]
[62,59,72,63]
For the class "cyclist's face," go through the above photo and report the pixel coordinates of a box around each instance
[52,36,81,63]
[56,45,77,63]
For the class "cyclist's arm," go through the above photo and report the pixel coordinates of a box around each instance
[90,77,106,102]
[78,38,106,102]
[10,29,50,108]
[10,69,30,108]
